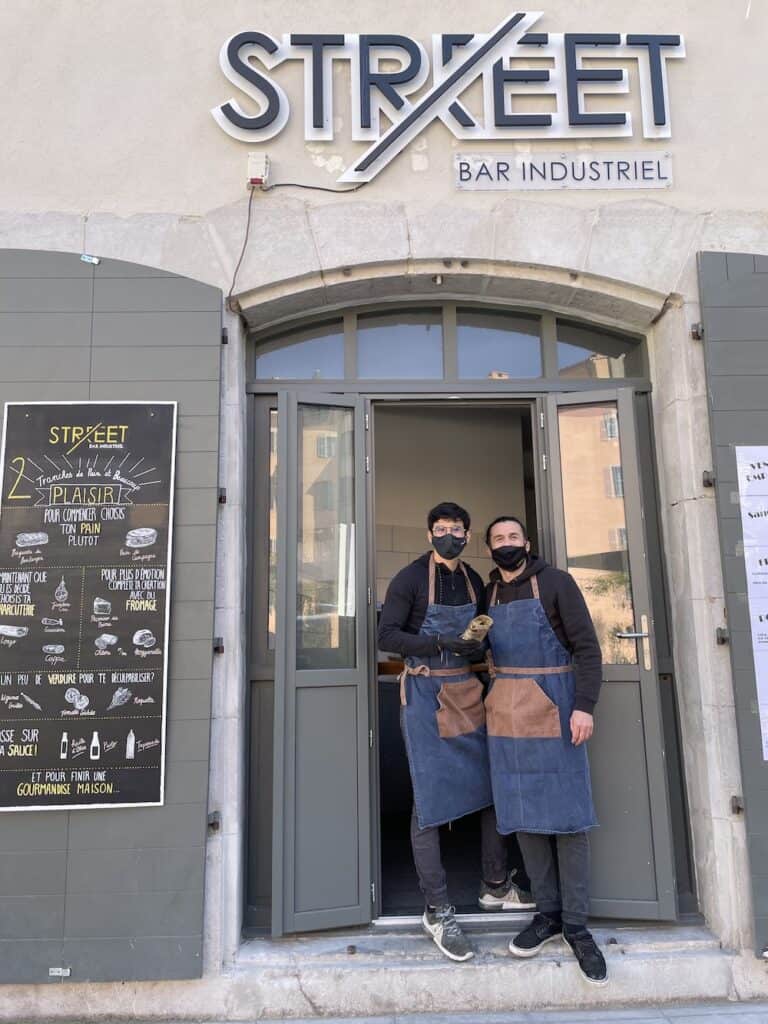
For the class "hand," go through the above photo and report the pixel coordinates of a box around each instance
[570,710,594,746]
[437,635,485,660]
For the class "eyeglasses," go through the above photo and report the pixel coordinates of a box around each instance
[431,525,467,537]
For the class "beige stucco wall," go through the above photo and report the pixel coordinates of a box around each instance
[2,0,768,1013]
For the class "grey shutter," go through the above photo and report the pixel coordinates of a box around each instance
[699,251,768,957]
[0,250,220,982]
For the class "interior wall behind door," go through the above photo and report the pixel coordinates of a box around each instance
[374,405,530,605]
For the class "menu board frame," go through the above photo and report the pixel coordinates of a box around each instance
[0,400,177,811]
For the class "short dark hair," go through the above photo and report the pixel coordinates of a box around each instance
[485,516,528,546]
[427,502,470,532]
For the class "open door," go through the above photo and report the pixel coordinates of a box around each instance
[272,393,371,935]
[546,390,677,920]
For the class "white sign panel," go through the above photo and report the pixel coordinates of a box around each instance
[455,150,672,190]
[736,446,768,760]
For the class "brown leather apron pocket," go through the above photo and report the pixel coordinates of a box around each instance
[485,676,561,739]
[436,678,486,738]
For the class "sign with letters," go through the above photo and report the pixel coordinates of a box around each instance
[212,11,685,185]
[0,402,177,810]
[736,445,768,761]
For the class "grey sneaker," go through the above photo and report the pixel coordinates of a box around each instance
[422,905,475,962]
[478,870,536,911]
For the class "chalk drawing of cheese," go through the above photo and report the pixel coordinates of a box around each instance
[42,644,65,655]
[125,528,157,549]
[0,625,28,638]
[95,633,118,650]
[132,629,157,648]
[15,532,49,548]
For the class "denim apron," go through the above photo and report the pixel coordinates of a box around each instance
[400,555,493,829]
[486,574,597,835]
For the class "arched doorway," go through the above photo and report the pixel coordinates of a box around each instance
[244,298,688,936]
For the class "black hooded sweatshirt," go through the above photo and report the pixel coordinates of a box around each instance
[378,552,486,659]
[486,554,602,714]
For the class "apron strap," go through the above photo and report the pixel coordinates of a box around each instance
[458,560,476,606]
[490,582,499,606]
[399,663,470,705]
[428,554,437,605]
[531,574,540,601]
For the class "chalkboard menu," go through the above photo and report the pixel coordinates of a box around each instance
[0,402,177,810]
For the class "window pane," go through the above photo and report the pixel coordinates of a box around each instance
[557,320,644,379]
[558,403,637,665]
[297,405,356,669]
[358,310,442,379]
[457,309,541,378]
[268,409,278,651]
[255,320,344,379]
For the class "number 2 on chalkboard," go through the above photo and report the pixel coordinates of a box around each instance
[7,456,31,500]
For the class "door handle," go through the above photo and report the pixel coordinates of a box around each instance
[615,613,653,670]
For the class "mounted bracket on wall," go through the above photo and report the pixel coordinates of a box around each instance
[702,471,716,488]
[213,637,224,654]
[207,810,222,834]
[716,627,729,645]
[218,488,227,505]
[690,322,704,340]
[731,795,745,815]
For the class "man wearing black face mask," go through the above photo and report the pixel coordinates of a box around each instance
[378,502,534,962]
[483,516,607,986]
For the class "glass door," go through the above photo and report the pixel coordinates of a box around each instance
[271,393,371,935]
[546,390,677,920]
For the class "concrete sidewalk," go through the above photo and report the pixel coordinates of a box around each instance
[106,1004,768,1024]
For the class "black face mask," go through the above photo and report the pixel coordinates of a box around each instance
[491,544,528,571]
[432,533,468,560]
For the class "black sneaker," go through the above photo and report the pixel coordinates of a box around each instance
[563,927,608,986]
[478,870,536,911]
[508,913,563,957]
[422,905,475,962]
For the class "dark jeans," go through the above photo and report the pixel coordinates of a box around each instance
[517,830,590,928]
[410,804,529,908]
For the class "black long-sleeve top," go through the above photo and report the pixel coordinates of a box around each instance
[486,555,603,714]
[378,552,486,659]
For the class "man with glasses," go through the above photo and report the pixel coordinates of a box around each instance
[378,501,534,962]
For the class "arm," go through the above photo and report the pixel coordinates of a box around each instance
[555,573,603,740]
[377,571,439,659]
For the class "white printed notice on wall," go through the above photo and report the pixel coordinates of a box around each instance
[736,446,768,760]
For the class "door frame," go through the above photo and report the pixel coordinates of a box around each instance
[366,394,547,919]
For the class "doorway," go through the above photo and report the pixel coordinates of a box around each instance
[372,401,539,916]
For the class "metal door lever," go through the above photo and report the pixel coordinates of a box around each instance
[614,630,649,639]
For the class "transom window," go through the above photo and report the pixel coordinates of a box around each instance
[252,306,645,382]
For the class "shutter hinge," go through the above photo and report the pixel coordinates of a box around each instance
[731,795,744,815]
[540,412,545,429]
[218,487,227,504]
[690,322,704,341]
[213,637,225,654]
[542,453,548,471]
[716,626,729,645]
[370,882,376,902]
[365,455,370,473]
[369,728,373,749]
[365,413,370,430]
[367,586,372,606]
[221,327,229,345]
[49,967,71,977]
[702,470,716,488]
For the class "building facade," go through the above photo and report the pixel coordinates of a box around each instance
[1,1,768,1017]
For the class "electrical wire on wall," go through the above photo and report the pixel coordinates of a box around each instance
[226,180,365,314]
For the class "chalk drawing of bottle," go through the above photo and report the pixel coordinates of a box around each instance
[89,731,100,761]
[60,731,68,760]
[54,577,68,603]
[126,729,135,761]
